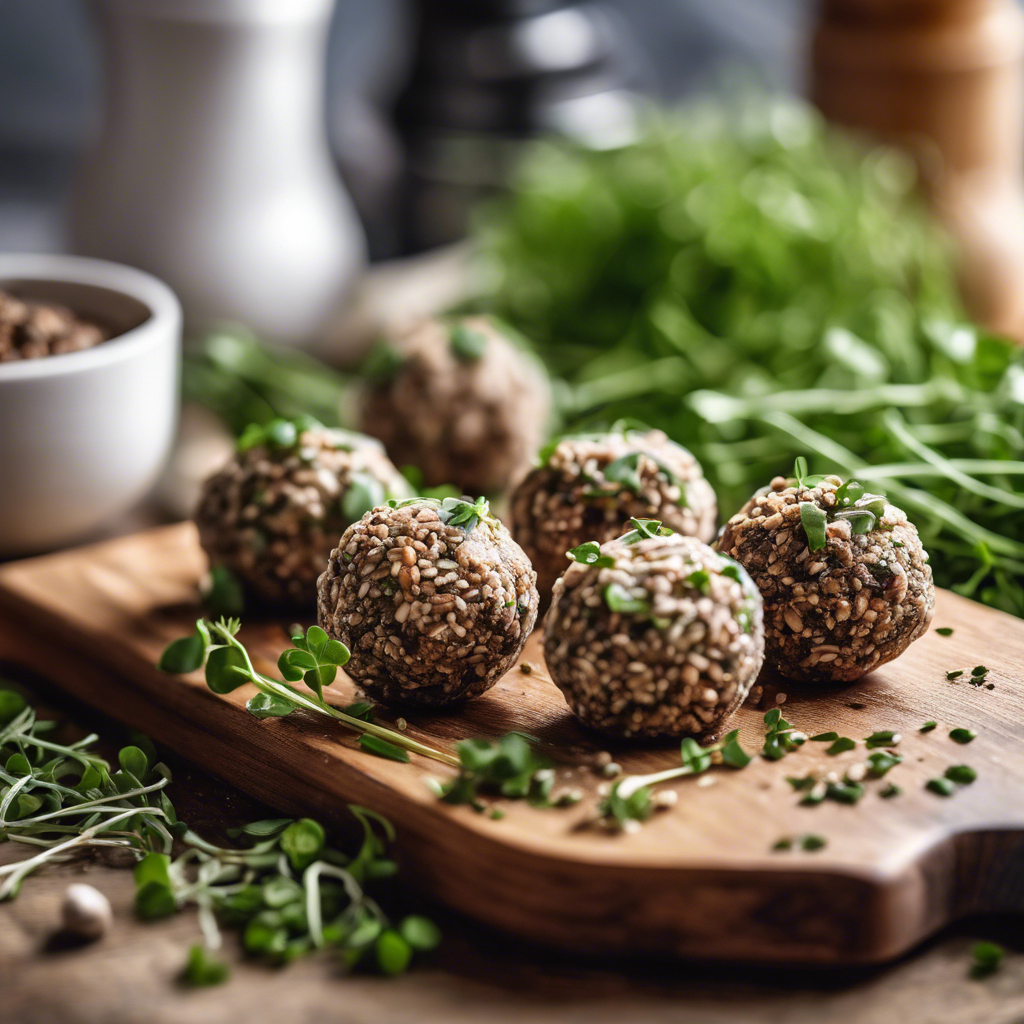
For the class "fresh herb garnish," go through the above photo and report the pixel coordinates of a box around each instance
[926,778,956,797]
[158,620,460,768]
[389,495,494,535]
[949,727,977,744]
[920,720,938,732]
[970,941,1005,978]
[236,416,320,454]
[946,670,964,680]
[864,730,901,749]
[565,541,615,568]
[603,583,650,615]
[773,833,826,853]
[825,737,856,756]
[598,729,752,830]
[935,627,954,636]
[798,474,889,551]
[762,708,807,760]
[342,473,387,523]
[201,565,245,618]
[880,783,902,798]
[866,751,903,777]
[619,517,674,544]
[361,341,406,380]
[449,323,488,361]
[136,806,439,981]
[944,764,977,784]
[433,733,554,811]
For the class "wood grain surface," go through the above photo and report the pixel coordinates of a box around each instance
[0,522,1022,966]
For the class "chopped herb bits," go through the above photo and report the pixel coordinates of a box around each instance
[935,627,954,636]
[944,765,977,785]
[970,942,1005,978]
[773,833,827,853]
[864,730,901,749]
[926,778,956,797]
[880,783,902,799]
[826,737,856,756]
[949,728,977,745]
[920,721,938,732]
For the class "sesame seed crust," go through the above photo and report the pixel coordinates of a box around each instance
[716,475,935,684]
[358,316,550,495]
[510,430,717,604]
[543,534,764,739]
[195,427,410,607]
[316,501,539,708]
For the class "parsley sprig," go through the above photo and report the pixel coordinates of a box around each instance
[158,620,460,768]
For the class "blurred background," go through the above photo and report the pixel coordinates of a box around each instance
[2,0,1024,620]
[0,0,806,256]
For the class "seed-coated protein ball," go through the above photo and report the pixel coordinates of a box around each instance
[544,527,763,739]
[510,428,717,604]
[717,474,934,683]
[195,420,411,608]
[357,315,550,495]
[317,497,539,707]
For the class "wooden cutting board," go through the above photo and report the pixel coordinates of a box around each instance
[0,522,1022,965]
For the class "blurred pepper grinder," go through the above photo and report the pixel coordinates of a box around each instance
[66,0,366,349]
[812,0,1024,340]
[391,0,647,254]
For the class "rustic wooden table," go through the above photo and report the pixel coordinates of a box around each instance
[1,628,1022,1024]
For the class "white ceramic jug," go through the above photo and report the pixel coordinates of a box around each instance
[66,0,366,348]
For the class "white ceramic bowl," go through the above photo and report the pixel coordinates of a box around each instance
[0,254,181,556]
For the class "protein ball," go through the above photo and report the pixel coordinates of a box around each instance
[544,528,764,739]
[510,429,717,603]
[196,419,411,607]
[358,316,550,495]
[717,474,935,683]
[317,497,539,707]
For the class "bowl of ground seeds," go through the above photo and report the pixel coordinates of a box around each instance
[0,253,181,555]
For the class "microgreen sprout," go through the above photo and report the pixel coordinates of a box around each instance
[387,495,493,535]
[137,806,441,982]
[158,619,460,768]
[761,708,807,760]
[597,729,751,830]
[565,541,615,568]
[798,472,889,551]
[0,690,177,901]
[431,733,554,812]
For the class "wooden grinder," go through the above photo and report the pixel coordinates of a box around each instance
[812,0,1024,339]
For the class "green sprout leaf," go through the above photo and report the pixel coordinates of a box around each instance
[566,541,615,568]
[799,502,828,551]
[604,583,650,615]
[449,323,488,361]
[180,945,230,987]
[358,735,411,763]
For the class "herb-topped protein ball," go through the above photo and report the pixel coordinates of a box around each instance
[544,520,764,739]
[195,418,411,607]
[357,315,550,495]
[317,496,539,708]
[511,427,717,603]
[716,464,935,683]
